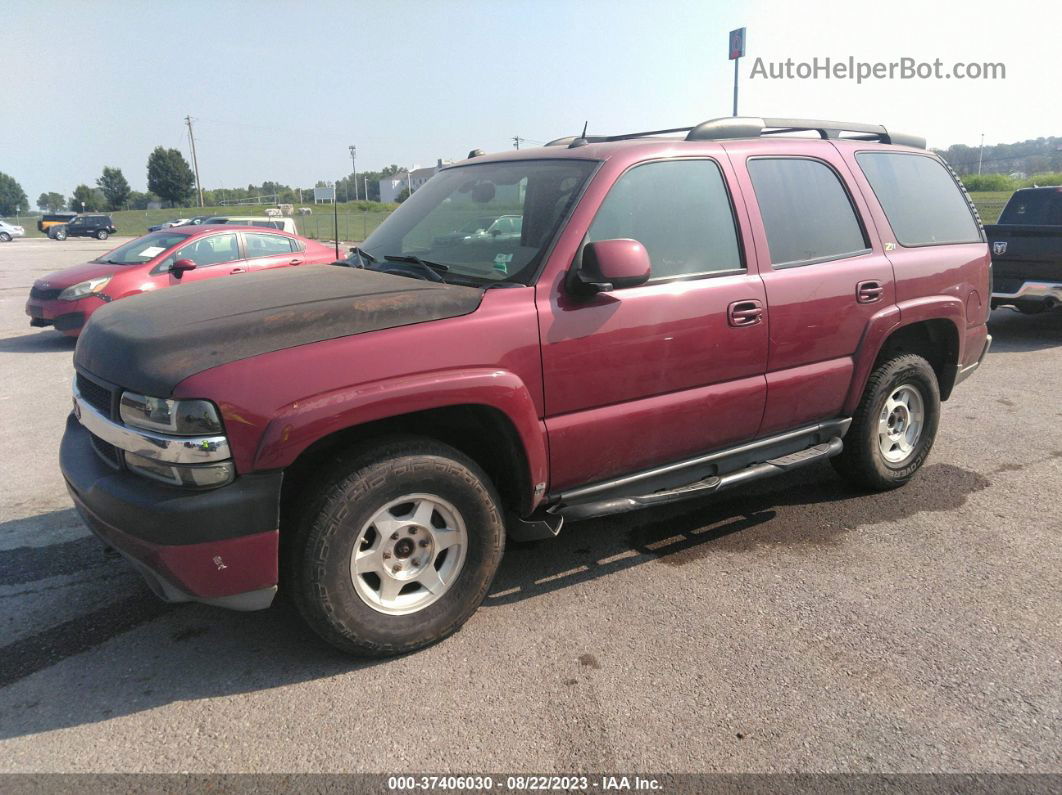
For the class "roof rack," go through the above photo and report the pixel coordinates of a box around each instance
[545,117,925,150]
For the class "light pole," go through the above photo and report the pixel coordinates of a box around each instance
[349,145,358,201]
[977,133,985,175]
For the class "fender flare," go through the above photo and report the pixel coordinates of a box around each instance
[253,367,549,507]
[842,296,964,414]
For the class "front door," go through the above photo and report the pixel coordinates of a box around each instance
[538,157,769,491]
[161,232,245,284]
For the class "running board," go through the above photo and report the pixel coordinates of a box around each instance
[553,437,843,521]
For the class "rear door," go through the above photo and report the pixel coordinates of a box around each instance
[539,156,769,491]
[726,141,895,436]
[241,231,304,271]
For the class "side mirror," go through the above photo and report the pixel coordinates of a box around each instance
[570,239,651,296]
[171,258,197,278]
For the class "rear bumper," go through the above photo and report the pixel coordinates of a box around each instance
[991,281,1062,306]
[60,414,282,610]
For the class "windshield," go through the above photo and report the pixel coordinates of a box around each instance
[94,231,192,265]
[356,159,597,284]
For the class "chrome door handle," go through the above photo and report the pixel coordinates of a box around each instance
[229,267,247,274]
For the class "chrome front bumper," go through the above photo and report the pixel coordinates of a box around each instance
[73,385,230,465]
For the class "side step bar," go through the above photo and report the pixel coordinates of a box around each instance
[552,437,843,521]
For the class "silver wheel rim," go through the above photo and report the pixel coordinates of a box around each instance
[877,384,925,464]
[349,493,468,616]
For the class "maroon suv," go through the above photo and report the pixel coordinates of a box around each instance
[61,117,991,656]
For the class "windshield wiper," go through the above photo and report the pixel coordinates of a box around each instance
[382,254,449,283]
[347,246,377,265]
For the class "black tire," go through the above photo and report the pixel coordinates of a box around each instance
[832,354,940,491]
[0,232,11,242]
[95,229,108,240]
[289,435,506,656]
[52,227,67,241]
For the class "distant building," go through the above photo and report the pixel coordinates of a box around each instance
[379,159,451,203]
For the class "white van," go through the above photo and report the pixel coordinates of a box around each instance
[204,216,299,235]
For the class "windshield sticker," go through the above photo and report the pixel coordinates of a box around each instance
[493,252,513,274]
[138,246,165,258]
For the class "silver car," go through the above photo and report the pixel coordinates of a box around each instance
[0,220,25,242]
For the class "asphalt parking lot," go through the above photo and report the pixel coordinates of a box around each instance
[0,236,1059,774]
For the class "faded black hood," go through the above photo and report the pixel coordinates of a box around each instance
[75,265,483,396]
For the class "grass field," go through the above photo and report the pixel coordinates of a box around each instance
[2,201,397,241]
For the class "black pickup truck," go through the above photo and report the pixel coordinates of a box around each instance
[987,187,1062,314]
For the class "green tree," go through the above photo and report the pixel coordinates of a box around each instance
[96,166,131,210]
[125,190,160,210]
[395,187,411,203]
[0,172,29,215]
[69,184,104,212]
[37,191,67,212]
[146,146,195,207]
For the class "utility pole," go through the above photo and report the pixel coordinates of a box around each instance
[185,115,204,207]
[977,133,985,175]
[349,145,358,201]
[364,176,368,202]
[513,136,525,150]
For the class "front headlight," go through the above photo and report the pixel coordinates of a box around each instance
[119,391,224,435]
[124,452,235,488]
[58,276,111,301]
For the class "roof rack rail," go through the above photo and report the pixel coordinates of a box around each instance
[545,117,925,150]
[686,117,925,149]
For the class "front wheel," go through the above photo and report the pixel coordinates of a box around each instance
[95,229,109,240]
[52,227,67,241]
[289,436,506,656]
[832,354,940,491]
[0,232,11,242]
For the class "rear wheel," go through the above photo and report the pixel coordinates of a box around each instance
[95,229,109,240]
[289,436,506,656]
[832,354,940,491]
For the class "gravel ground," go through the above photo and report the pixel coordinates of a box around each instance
[0,237,1059,774]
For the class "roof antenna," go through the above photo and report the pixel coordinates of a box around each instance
[581,120,588,138]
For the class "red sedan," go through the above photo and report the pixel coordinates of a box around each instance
[26,225,339,336]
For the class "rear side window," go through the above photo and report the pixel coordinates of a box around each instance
[747,158,868,266]
[246,232,296,256]
[998,189,1062,226]
[856,152,981,246]
[588,159,742,278]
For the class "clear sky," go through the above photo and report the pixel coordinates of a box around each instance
[3,0,1057,204]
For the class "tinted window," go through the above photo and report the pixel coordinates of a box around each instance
[246,232,295,256]
[587,159,742,278]
[748,158,868,266]
[998,189,1062,226]
[359,159,596,284]
[173,233,240,267]
[857,152,981,245]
